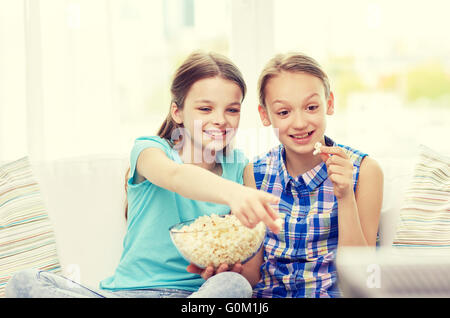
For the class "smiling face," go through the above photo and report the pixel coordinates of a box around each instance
[171,76,243,158]
[259,71,334,157]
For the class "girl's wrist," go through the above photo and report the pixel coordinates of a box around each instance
[221,180,242,206]
[336,191,356,205]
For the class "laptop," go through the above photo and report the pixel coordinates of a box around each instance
[336,247,450,297]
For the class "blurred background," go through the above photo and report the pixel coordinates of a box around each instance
[0,0,449,162]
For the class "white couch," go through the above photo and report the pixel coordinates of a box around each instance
[31,155,129,289]
[29,154,414,289]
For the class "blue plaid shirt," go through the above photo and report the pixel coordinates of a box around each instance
[252,136,367,298]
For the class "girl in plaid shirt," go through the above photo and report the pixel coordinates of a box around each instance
[240,53,384,297]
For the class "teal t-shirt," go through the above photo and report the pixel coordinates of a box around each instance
[100,136,249,292]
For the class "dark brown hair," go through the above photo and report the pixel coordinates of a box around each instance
[125,51,246,219]
[258,52,330,108]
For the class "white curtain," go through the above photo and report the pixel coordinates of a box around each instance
[1,0,120,161]
[0,0,27,161]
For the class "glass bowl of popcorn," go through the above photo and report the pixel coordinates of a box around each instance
[169,214,266,269]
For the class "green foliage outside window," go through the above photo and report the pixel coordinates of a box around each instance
[405,61,450,103]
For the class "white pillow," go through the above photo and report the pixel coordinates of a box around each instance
[376,157,415,246]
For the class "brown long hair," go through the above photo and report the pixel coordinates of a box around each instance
[125,51,246,220]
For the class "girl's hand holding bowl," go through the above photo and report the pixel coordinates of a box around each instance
[169,214,266,276]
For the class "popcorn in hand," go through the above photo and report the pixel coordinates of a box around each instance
[313,142,323,155]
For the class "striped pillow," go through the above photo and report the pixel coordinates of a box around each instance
[0,157,61,297]
[393,145,450,250]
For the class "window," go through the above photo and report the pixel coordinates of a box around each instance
[273,0,450,157]
[0,0,232,160]
[0,0,448,161]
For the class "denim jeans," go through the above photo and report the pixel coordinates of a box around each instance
[4,269,252,298]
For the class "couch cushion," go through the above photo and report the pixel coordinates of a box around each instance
[376,156,414,247]
[31,155,128,288]
[0,157,61,297]
[393,145,450,250]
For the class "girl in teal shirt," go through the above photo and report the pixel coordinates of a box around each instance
[5,51,280,298]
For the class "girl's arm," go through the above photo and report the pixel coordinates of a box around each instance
[240,163,264,286]
[136,147,280,232]
[319,147,383,247]
[352,156,383,245]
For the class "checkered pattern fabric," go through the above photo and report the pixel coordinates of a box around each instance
[252,137,367,298]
